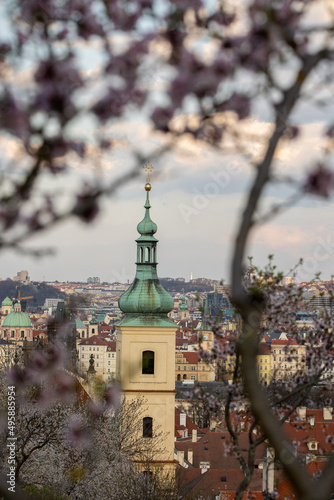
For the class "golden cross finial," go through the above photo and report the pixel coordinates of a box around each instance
[144,162,153,183]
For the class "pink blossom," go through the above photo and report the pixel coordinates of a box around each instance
[66,415,90,448]
[304,164,334,198]
[151,106,175,131]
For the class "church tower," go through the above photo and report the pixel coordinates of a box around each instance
[116,165,176,470]
[88,309,98,337]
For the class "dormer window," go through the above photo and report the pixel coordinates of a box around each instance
[307,440,318,451]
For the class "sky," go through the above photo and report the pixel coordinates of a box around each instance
[1,2,334,285]
[2,117,334,285]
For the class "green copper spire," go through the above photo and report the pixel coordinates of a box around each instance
[118,169,174,327]
[179,294,188,311]
[89,309,97,325]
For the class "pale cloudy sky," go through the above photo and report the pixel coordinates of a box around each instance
[2,117,334,285]
[1,2,334,284]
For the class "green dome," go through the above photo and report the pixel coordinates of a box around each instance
[2,296,12,306]
[119,184,174,325]
[2,308,32,328]
[119,271,174,315]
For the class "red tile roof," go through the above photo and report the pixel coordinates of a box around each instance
[282,408,334,455]
[183,352,201,364]
[277,461,328,499]
[106,341,116,352]
[79,335,110,346]
[178,468,264,498]
[271,339,298,346]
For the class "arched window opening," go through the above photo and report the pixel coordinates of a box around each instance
[3,330,6,337]
[82,331,85,338]
[177,374,181,381]
[140,247,144,262]
[145,247,151,262]
[153,247,156,262]
[142,351,154,374]
[183,374,187,380]
[92,328,95,334]
[20,331,24,338]
[143,417,153,438]
[11,331,15,338]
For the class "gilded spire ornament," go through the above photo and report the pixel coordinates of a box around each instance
[144,162,153,191]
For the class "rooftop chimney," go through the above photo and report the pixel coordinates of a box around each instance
[192,429,197,442]
[210,418,216,431]
[296,406,306,421]
[262,447,275,495]
[180,412,186,427]
[323,407,332,421]
[188,448,193,465]
[177,450,184,467]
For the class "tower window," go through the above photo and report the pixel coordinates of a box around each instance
[143,417,153,438]
[21,331,24,338]
[145,247,151,262]
[142,351,154,374]
[11,331,15,338]
[92,328,95,334]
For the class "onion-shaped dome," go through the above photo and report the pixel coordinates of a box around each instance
[119,276,174,314]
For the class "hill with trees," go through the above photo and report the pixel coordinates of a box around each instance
[0,281,67,310]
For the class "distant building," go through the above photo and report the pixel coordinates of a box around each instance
[1,297,13,323]
[13,270,30,283]
[271,339,306,381]
[257,343,271,385]
[175,351,215,382]
[87,277,100,284]
[178,295,190,320]
[205,286,229,317]
[75,317,88,340]
[44,298,63,309]
[78,336,116,381]
[0,301,33,341]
